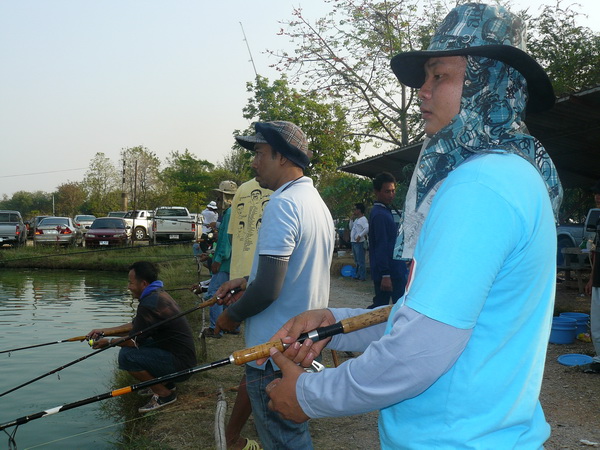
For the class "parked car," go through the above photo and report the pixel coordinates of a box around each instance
[73,215,97,233]
[84,218,130,248]
[150,206,195,242]
[123,209,154,240]
[557,208,600,267]
[0,210,27,247]
[107,211,127,218]
[34,217,83,246]
[25,215,50,238]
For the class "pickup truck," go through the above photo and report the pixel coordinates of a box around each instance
[123,209,153,240]
[557,208,600,266]
[150,206,196,242]
[0,210,27,247]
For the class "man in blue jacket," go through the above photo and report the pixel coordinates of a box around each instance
[368,172,407,308]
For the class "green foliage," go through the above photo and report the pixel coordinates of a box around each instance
[160,150,215,211]
[55,182,86,216]
[526,2,600,96]
[319,172,373,219]
[119,146,163,210]
[0,190,53,217]
[269,0,446,147]
[243,75,361,184]
[558,187,595,224]
[83,152,121,213]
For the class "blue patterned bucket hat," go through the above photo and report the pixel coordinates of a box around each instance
[390,3,554,113]
[235,121,313,169]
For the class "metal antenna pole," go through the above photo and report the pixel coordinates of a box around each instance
[239,22,259,79]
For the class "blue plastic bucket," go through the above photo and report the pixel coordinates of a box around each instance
[549,317,577,344]
[340,265,356,278]
[559,312,590,335]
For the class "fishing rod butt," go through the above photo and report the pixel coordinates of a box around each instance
[231,340,285,365]
[340,305,392,333]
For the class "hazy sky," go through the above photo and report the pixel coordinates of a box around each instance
[1,0,598,198]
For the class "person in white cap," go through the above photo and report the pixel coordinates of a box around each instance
[199,200,219,252]
[215,121,334,449]
[264,3,563,448]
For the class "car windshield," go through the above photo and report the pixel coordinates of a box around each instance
[39,218,69,227]
[75,215,96,221]
[91,219,125,229]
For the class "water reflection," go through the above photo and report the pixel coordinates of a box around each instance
[0,269,135,449]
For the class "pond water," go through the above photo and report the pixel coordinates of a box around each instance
[0,269,136,449]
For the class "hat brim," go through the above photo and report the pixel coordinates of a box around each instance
[235,134,267,151]
[390,45,554,113]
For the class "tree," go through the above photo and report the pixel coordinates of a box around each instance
[271,0,599,149]
[319,172,373,220]
[526,1,600,96]
[242,75,361,184]
[161,150,215,211]
[82,152,120,214]
[119,146,162,210]
[55,182,86,217]
[0,190,53,217]
[218,147,255,182]
[269,0,447,148]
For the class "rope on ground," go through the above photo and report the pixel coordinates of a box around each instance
[215,387,227,450]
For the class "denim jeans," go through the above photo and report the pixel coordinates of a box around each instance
[245,363,313,450]
[352,241,367,280]
[207,271,229,329]
[118,344,177,377]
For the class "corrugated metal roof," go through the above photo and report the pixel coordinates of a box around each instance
[340,86,600,188]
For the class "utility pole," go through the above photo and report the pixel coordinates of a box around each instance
[121,159,128,211]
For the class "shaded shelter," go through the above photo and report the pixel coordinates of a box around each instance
[340,86,600,189]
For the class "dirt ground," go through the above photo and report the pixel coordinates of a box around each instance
[135,257,600,449]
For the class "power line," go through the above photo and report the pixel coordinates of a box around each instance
[0,167,87,179]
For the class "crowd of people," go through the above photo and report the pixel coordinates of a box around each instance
[86,3,600,448]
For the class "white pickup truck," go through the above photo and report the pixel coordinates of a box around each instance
[557,208,600,267]
[123,209,153,240]
[150,206,196,242]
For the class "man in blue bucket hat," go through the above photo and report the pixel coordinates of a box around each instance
[263,3,563,447]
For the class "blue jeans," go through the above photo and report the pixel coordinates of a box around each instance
[207,271,229,329]
[246,363,313,450]
[352,241,367,280]
[118,344,177,377]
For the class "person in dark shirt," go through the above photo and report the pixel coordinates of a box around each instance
[368,172,407,308]
[87,261,197,413]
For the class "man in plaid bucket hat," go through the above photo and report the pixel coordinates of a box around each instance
[214,121,334,448]
[265,3,563,448]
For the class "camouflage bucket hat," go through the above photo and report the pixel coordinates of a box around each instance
[390,2,554,113]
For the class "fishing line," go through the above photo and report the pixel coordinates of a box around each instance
[0,306,391,433]
[0,295,220,397]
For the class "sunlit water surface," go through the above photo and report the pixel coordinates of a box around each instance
[0,269,135,449]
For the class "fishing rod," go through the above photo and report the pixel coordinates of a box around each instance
[0,294,221,398]
[0,286,198,356]
[0,335,88,355]
[0,305,392,432]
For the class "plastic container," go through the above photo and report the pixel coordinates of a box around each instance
[559,312,590,335]
[549,317,577,344]
[340,265,356,278]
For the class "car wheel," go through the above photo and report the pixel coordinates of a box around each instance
[134,227,147,240]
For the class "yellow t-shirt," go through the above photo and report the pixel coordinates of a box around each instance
[227,178,272,279]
